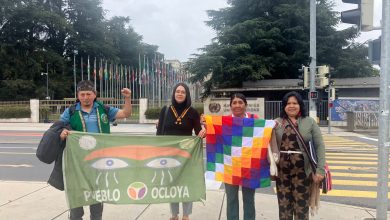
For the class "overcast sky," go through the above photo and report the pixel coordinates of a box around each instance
[102,0,382,62]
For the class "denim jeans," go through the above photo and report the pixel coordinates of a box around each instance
[170,202,193,216]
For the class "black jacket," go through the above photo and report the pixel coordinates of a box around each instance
[36,121,69,191]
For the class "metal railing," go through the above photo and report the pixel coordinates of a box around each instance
[354,111,379,128]
[264,100,329,123]
[0,101,30,107]
[36,99,140,123]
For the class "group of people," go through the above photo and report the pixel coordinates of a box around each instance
[52,80,326,220]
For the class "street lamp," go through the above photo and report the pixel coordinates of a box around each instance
[41,63,49,100]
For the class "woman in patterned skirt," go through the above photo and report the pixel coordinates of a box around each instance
[273,91,326,220]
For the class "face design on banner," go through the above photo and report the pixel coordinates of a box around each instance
[81,137,192,188]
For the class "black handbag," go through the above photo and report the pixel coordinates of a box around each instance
[160,105,169,135]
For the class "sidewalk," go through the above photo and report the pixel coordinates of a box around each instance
[0,180,383,220]
[0,122,387,219]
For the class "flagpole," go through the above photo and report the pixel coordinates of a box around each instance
[73,53,76,98]
[132,67,135,100]
[93,57,96,90]
[87,55,90,81]
[158,55,161,107]
[143,54,146,98]
[138,54,141,98]
[81,57,83,81]
[99,59,103,97]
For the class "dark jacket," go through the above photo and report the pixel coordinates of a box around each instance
[36,121,67,164]
[36,121,69,191]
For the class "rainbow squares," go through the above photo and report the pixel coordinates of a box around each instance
[205,115,275,189]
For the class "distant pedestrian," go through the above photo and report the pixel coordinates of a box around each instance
[273,91,326,219]
[156,82,205,220]
[59,80,132,220]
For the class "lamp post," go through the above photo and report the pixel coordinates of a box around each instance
[41,63,49,100]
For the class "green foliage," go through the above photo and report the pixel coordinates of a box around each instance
[0,106,30,118]
[189,0,376,96]
[193,105,204,115]
[144,108,161,119]
[0,0,161,100]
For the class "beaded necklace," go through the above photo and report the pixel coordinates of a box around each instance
[170,105,190,125]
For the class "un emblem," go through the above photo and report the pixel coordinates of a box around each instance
[209,103,221,113]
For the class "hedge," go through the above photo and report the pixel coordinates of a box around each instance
[0,106,31,118]
[144,105,204,119]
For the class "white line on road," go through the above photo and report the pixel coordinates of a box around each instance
[0,147,37,149]
[0,164,33,168]
[360,137,378,142]
[0,152,35,155]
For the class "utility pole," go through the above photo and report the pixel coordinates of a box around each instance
[328,73,332,134]
[376,0,390,218]
[309,0,317,119]
[41,63,49,100]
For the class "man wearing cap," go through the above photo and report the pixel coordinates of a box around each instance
[59,80,131,220]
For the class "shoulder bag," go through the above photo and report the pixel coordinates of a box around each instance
[286,118,332,194]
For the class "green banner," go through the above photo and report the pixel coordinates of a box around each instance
[63,132,205,209]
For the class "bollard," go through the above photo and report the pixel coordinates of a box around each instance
[346,111,355,132]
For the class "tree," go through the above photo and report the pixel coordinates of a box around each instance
[0,0,71,100]
[0,0,165,100]
[188,0,377,96]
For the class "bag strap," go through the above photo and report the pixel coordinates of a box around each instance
[160,105,169,135]
[286,117,317,172]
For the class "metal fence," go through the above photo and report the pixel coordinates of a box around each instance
[354,111,379,128]
[0,101,30,107]
[264,100,329,124]
[1,99,379,128]
[36,99,140,123]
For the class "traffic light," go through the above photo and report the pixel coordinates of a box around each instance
[340,0,374,32]
[309,91,318,99]
[334,88,340,99]
[316,65,329,88]
[368,37,381,65]
[298,66,309,88]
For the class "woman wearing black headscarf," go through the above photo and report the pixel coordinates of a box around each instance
[156,82,205,220]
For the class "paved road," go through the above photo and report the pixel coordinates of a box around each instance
[1,130,389,209]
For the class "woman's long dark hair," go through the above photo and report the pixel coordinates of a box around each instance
[280,91,307,118]
[230,93,247,106]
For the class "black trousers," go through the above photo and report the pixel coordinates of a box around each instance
[69,203,103,220]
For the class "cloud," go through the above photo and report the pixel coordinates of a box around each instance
[102,0,382,61]
[102,0,228,62]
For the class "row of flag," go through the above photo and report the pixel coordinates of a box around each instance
[73,54,192,103]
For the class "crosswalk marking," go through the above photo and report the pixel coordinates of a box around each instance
[326,156,377,160]
[329,165,389,171]
[323,136,374,148]
[320,135,390,200]
[331,179,390,187]
[326,152,376,157]
[322,190,390,199]
[331,172,390,178]
[327,160,378,165]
